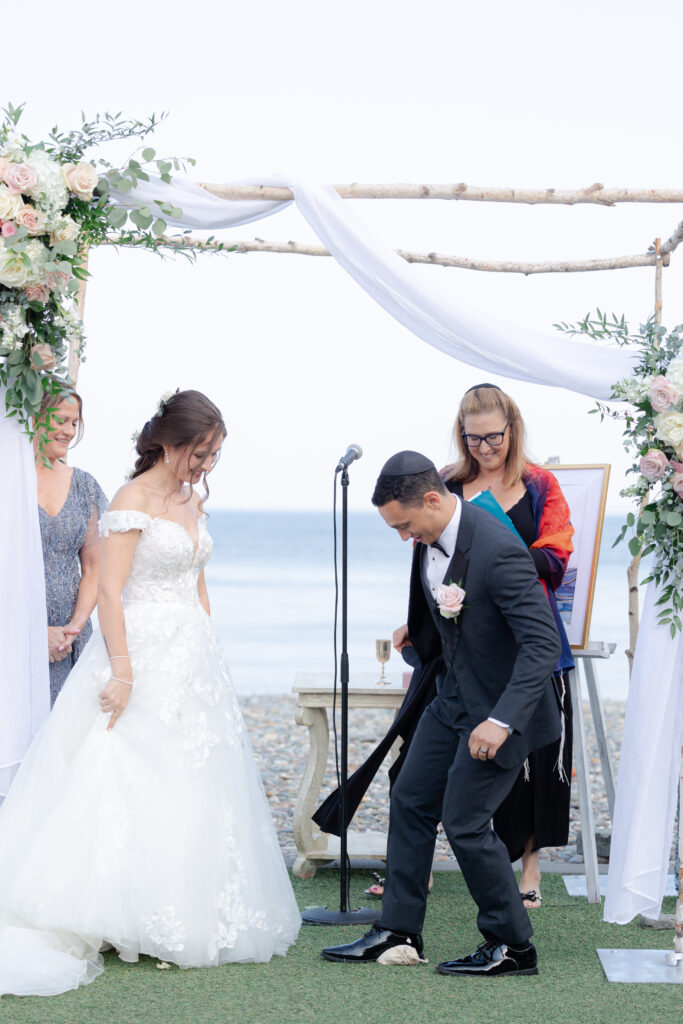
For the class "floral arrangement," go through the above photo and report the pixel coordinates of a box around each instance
[557,312,683,635]
[0,103,194,432]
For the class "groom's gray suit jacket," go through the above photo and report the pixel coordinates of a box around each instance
[407,497,562,768]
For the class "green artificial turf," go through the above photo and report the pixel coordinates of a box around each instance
[0,872,678,1024]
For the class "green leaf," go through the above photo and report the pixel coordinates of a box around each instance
[107,206,128,229]
[142,147,156,162]
[666,511,682,527]
[130,208,153,231]
[626,512,635,527]
[151,218,166,236]
[628,536,642,557]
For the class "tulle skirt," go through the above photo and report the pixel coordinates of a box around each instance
[0,598,301,996]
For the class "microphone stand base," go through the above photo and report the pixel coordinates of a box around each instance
[301,906,380,926]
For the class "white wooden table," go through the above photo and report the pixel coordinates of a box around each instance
[291,654,616,893]
[292,672,406,879]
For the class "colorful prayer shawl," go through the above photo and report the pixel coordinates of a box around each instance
[525,464,574,671]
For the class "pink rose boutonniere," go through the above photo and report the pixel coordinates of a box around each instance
[435,582,466,620]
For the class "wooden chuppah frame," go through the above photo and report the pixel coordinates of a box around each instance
[69,180,683,935]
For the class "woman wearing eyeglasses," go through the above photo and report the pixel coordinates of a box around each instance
[442,383,575,909]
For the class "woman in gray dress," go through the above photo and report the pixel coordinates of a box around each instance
[35,388,108,705]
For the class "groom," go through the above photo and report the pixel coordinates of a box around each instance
[322,451,561,976]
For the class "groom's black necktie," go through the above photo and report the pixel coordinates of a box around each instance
[430,540,449,557]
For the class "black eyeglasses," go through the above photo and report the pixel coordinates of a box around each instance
[461,425,509,449]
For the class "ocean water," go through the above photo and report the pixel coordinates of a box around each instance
[205,511,635,701]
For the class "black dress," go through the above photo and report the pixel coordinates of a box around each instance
[449,483,572,861]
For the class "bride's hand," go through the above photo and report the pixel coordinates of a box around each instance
[99,678,132,730]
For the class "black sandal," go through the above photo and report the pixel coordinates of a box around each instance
[520,889,542,907]
[363,872,385,898]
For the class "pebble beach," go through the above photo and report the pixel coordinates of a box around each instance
[241,694,625,866]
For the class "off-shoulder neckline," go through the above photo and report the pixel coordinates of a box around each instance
[103,509,207,555]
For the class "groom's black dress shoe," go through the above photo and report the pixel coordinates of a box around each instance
[437,940,537,977]
[322,923,426,964]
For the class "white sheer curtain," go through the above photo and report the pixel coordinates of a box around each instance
[603,581,683,923]
[118,174,639,400]
[0,400,49,800]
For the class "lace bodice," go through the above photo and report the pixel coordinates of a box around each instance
[99,509,212,606]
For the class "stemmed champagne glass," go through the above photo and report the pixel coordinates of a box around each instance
[375,639,391,686]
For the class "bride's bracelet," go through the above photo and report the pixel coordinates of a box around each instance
[110,676,133,686]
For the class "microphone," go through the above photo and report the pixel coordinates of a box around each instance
[335,444,363,473]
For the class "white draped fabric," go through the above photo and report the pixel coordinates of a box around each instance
[603,581,683,923]
[109,176,291,230]
[118,174,639,400]
[0,400,49,800]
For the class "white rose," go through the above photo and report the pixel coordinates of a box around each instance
[50,215,79,244]
[0,185,22,221]
[655,410,683,448]
[62,162,99,201]
[0,248,29,288]
[666,354,683,392]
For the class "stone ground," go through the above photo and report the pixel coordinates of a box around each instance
[240,694,626,866]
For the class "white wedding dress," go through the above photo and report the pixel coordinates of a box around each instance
[0,510,301,997]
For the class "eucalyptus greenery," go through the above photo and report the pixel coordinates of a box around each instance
[0,103,207,435]
[556,311,683,635]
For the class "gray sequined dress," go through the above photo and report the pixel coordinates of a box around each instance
[38,467,108,705]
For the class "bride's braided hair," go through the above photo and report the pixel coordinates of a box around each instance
[132,390,226,503]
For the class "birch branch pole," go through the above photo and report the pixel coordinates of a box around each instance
[200,181,683,206]
[104,234,669,277]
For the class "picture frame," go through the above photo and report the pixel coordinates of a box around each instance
[544,464,611,650]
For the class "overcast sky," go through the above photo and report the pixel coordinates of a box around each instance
[10,0,683,510]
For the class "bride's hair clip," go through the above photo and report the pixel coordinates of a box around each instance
[157,388,179,416]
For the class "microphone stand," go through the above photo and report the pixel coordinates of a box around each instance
[301,464,379,926]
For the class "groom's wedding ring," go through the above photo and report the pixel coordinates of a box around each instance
[478,747,488,756]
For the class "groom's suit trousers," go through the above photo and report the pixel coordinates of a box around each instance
[378,695,532,947]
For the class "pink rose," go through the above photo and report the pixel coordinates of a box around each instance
[0,157,8,183]
[24,284,50,304]
[435,582,466,620]
[62,162,98,201]
[30,343,57,371]
[649,375,681,412]
[639,448,669,482]
[4,162,39,196]
[45,269,71,292]
[1,221,16,238]
[15,205,45,235]
[672,473,683,500]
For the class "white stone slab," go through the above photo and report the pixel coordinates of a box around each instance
[597,948,683,984]
[563,875,677,897]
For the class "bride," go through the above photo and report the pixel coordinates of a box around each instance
[0,389,301,997]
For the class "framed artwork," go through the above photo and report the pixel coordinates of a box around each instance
[545,464,611,650]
